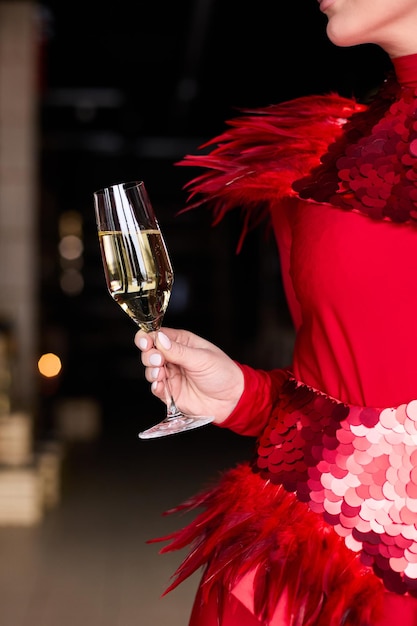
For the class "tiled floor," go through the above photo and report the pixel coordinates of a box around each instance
[0,411,253,626]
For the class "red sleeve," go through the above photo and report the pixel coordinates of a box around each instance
[217,363,288,437]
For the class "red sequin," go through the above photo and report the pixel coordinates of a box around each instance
[294,76,417,224]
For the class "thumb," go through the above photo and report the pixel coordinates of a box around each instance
[155,328,216,373]
[155,330,187,365]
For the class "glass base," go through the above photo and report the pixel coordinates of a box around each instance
[138,413,214,440]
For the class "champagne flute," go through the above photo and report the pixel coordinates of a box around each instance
[93,180,214,439]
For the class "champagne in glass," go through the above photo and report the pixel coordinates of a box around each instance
[94,180,214,439]
[98,228,172,333]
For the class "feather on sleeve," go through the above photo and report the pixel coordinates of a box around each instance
[177,94,367,248]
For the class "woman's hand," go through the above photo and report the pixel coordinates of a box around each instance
[134,327,244,424]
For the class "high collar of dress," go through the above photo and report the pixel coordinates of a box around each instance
[293,54,417,223]
[392,53,417,88]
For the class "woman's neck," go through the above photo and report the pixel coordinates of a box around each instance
[391,53,417,87]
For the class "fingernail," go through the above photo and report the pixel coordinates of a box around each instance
[158,331,171,349]
[150,353,162,366]
[151,381,158,392]
[151,367,159,379]
[138,338,147,350]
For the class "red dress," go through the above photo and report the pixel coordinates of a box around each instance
[154,54,417,625]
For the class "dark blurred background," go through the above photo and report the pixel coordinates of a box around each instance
[36,0,391,440]
[0,2,395,625]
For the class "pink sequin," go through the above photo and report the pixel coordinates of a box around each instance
[255,377,417,593]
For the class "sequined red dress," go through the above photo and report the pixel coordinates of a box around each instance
[154,54,417,625]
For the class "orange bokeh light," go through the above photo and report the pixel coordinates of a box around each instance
[38,353,62,378]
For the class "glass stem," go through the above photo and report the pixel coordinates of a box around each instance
[162,364,181,418]
[150,331,181,419]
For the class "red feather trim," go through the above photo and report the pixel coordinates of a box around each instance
[177,95,366,250]
[151,463,385,626]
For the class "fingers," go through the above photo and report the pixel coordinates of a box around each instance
[134,327,204,400]
[135,328,177,365]
[135,331,164,368]
[134,330,152,351]
[142,351,164,384]
[134,328,180,354]
[134,330,165,398]
[136,327,218,376]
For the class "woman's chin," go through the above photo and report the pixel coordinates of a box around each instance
[326,24,364,48]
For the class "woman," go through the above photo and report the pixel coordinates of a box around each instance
[135,1,417,624]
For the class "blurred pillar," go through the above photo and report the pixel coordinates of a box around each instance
[0,2,39,409]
